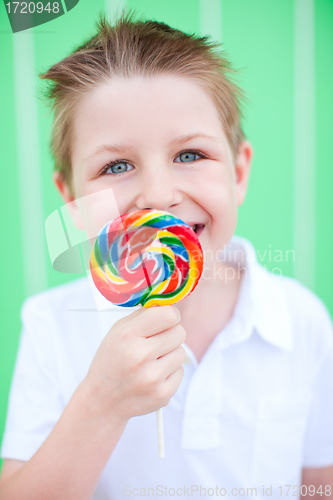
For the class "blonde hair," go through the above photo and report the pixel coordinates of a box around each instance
[39,8,247,193]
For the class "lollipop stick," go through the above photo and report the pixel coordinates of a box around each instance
[139,250,165,458]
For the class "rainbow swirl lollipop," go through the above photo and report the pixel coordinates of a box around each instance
[89,209,203,308]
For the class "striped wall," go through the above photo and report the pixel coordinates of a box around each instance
[1,0,333,467]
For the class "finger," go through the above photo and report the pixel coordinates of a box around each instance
[127,305,181,339]
[154,345,187,381]
[145,325,186,360]
[163,366,185,398]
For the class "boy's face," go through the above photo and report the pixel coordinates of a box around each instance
[55,75,252,265]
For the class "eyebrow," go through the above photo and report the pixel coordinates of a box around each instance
[83,133,222,163]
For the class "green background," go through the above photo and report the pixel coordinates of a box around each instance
[1,0,332,471]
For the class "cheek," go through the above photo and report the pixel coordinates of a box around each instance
[75,187,122,240]
[203,175,238,247]
[204,170,236,216]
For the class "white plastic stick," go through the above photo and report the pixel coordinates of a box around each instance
[156,408,165,458]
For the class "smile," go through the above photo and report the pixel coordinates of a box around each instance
[190,224,205,236]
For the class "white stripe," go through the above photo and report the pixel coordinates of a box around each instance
[199,0,223,44]
[60,0,67,13]
[13,33,48,297]
[293,0,316,289]
[105,0,127,22]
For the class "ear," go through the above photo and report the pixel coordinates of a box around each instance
[53,171,85,230]
[234,140,253,206]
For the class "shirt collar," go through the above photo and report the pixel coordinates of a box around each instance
[216,235,294,351]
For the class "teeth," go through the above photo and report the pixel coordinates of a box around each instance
[190,225,197,232]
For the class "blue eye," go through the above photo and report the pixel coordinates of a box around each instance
[176,149,204,163]
[178,151,199,162]
[104,161,134,176]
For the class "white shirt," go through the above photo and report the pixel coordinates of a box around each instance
[1,235,333,499]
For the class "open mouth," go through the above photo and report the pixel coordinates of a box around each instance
[190,224,205,237]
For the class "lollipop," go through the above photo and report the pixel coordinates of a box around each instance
[89,209,204,456]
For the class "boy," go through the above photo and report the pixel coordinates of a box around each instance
[1,10,333,499]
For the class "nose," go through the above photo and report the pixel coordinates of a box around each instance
[135,165,183,211]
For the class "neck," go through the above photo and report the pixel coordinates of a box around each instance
[176,260,243,317]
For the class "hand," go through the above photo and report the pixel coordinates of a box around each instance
[84,305,186,422]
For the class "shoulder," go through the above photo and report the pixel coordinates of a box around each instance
[21,277,93,320]
[19,277,133,347]
[11,280,93,380]
[276,273,332,330]
[17,278,100,369]
[260,266,333,357]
